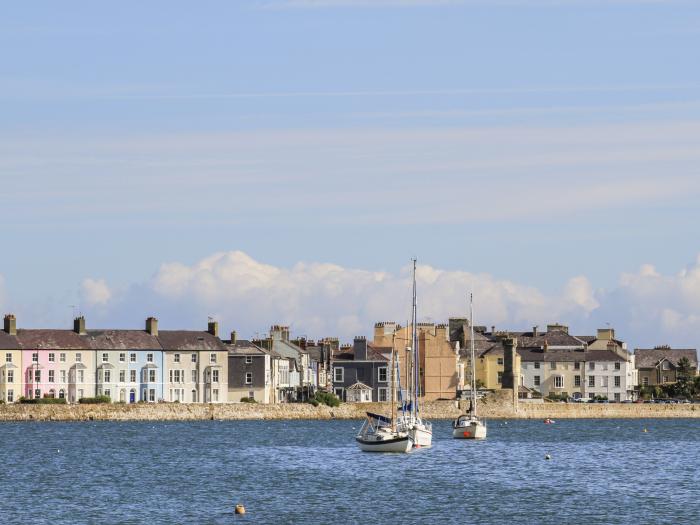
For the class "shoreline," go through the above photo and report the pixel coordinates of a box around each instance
[1,395,700,421]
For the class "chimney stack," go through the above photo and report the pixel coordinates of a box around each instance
[146,317,158,336]
[3,314,16,336]
[533,326,538,337]
[73,316,86,335]
[208,320,219,337]
[353,336,368,360]
[230,330,237,345]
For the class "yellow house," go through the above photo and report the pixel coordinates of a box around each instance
[1,315,22,403]
[453,322,521,391]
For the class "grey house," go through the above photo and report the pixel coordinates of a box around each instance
[331,337,392,402]
[226,336,272,403]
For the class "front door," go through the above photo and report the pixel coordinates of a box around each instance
[129,389,135,403]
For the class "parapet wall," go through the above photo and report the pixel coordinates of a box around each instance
[1,391,699,421]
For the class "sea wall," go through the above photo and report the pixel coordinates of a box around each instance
[1,391,699,421]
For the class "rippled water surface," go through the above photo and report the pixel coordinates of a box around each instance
[1,418,699,524]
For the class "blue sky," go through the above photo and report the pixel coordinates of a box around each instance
[2,0,700,347]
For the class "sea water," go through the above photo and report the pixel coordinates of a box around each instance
[0,418,698,524]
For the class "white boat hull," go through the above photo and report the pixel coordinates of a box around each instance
[452,419,487,440]
[356,435,413,452]
[409,424,433,448]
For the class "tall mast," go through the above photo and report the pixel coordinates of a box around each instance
[412,258,419,418]
[470,293,477,417]
[391,334,396,431]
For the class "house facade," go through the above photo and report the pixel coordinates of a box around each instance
[517,325,637,401]
[331,336,391,402]
[158,321,228,403]
[1,315,22,403]
[227,336,272,403]
[635,347,698,387]
[17,317,96,402]
[84,317,164,403]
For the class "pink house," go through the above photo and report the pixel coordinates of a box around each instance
[16,318,95,401]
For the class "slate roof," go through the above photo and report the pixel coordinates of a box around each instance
[16,329,89,350]
[634,348,698,369]
[517,348,626,363]
[512,330,588,349]
[227,339,267,356]
[332,343,391,362]
[0,332,21,350]
[84,330,161,350]
[157,331,227,351]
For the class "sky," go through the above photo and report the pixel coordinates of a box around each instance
[1,0,700,348]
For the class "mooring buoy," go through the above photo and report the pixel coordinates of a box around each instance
[235,504,246,515]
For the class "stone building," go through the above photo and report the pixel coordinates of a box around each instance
[635,346,698,387]
[372,321,459,401]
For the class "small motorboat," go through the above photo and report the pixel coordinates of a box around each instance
[544,418,555,424]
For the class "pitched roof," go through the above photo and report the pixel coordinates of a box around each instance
[16,329,89,350]
[84,330,162,350]
[0,331,21,350]
[634,348,698,369]
[227,339,267,356]
[157,331,227,351]
[517,348,626,363]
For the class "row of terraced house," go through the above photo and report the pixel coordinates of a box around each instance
[0,315,332,405]
[1,313,696,405]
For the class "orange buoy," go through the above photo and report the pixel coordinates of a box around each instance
[235,504,246,515]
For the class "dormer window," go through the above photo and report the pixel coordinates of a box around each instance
[662,361,670,370]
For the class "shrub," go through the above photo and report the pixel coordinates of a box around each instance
[20,397,67,405]
[78,395,112,404]
[240,397,257,403]
[312,391,340,407]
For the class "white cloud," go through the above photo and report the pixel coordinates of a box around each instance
[144,250,598,338]
[80,278,112,306]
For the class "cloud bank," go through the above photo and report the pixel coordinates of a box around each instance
[54,249,698,352]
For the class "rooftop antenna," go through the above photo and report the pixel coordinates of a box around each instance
[69,305,77,319]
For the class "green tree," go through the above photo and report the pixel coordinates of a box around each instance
[677,357,693,381]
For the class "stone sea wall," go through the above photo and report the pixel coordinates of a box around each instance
[1,391,699,421]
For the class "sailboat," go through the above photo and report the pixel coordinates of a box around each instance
[356,335,413,452]
[453,293,487,440]
[395,258,433,448]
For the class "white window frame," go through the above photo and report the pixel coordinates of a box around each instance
[245,356,253,364]
[588,375,595,387]
[245,372,253,384]
[5,353,11,363]
[378,387,389,402]
[75,353,82,363]
[378,367,388,383]
[174,354,180,363]
[534,362,540,369]
[147,353,154,363]
[119,353,126,363]
[554,375,564,389]
[130,353,137,363]
[334,367,344,383]
[102,353,109,363]
[210,353,217,364]
[48,353,55,362]
[191,353,197,363]
[534,375,540,386]
[60,353,66,363]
